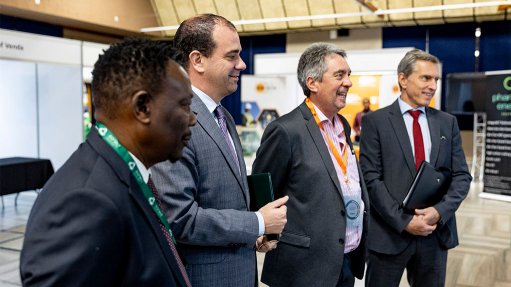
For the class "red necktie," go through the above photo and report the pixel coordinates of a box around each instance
[408,110,425,170]
[147,176,192,287]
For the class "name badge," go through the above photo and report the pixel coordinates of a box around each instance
[344,194,363,229]
[346,200,360,220]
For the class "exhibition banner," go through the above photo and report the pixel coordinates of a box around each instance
[483,73,511,196]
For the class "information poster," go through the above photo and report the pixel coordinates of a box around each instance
[483,73,511,196]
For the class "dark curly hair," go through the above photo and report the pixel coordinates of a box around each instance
[91,38,182,119]
[173,14,236,70]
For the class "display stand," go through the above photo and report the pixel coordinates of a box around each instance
[471,113,486,182]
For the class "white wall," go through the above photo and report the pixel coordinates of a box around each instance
[0,29,107,170]
[0,59,38,158]
[37,63,83,169]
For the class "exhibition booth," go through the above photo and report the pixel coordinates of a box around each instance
[1,28,509,202]
[0,28,107,170]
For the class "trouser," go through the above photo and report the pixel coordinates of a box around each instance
[365,235,447,287]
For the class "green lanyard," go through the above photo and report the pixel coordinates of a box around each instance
[95,122,176,243]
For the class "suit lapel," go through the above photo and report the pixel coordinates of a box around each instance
[88,130,188,286]
[387,100,416,176]
[299,103,343,197]
[128,180,188,286]
[426,107,440,166]
[223,107,249,196]
[191,95,249,206]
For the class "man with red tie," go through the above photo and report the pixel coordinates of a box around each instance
[359,49,472,287]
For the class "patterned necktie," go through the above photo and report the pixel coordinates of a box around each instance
[408,110,425,170]
[214,106,241,172]
[147,176,192,287]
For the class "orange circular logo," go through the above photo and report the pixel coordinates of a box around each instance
[256,83,265,93]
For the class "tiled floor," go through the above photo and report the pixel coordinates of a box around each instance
[0,192,37,287]
[2,183,511,287]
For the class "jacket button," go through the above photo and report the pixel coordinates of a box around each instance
[341,210,346,216]
[339,238,345,244]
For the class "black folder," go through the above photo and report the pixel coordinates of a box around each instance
[402,161,451,210]
[247,172,275,212]
[247,173,279,241]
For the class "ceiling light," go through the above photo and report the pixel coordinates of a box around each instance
[475,27,481,38]
[141,0,511,33]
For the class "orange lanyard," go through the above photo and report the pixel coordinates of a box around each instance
[305,98,349,182]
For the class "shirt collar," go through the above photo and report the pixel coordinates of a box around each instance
[398,97,426,115]
[312,102,330,123]
[192,85,219,114]
[129,152,150,183]
[312,102,344,133]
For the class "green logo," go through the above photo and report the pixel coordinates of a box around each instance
[504,76,511,91]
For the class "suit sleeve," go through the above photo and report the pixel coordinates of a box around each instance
[151,142,259,247]
[433,116,472,223]
[21,189,125,287]
[252,121,292,199]
[359,114,413,233]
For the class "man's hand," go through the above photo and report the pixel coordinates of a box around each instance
[405,215,437,236]
[259,196,288,235]
[415,207,441,225]
[256,235,278,253]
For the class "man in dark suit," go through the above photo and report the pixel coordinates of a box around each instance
[359,49,472,287]
[151,14,288,286]
[20,38,196,286]
[252,42,369,287]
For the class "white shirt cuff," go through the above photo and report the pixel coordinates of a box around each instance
[255,211,265,236]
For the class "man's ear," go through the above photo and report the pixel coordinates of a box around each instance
[132,90,152,124]
[398,73,407,90]
[189,50,205,73]
[306,77,318,94]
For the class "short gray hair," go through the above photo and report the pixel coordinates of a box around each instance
[397,48,439,90]
[297,43,347,97]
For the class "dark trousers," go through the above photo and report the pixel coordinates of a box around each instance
[365,235,447,287]
[337,253,355,287]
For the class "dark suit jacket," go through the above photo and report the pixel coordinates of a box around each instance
[151,94,259,286]
[253,102,369,287]
[359,100,472,255]
[20,129,188,287]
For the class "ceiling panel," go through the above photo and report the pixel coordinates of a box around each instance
[443,0,474,19]
[333,0,363,26]
[193,0,218,14]
[389,20,418,26]
[475,0,506,21]
[415,18,445,25]
[236,0,266,31]
[259,0,288,30]
[282,0,312,29]
[361,0,389,26]
[387,0,414,22]
[414,0,443,21]
[173,0,197,22]
[308,0,336,27]
[151,0,180,37]
[443,0,475,24]
[214,0,243,31]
